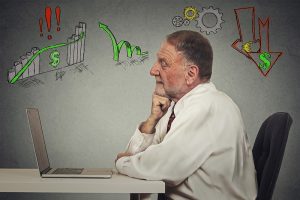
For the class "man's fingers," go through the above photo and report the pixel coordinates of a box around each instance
[150,93,172,121]
[152,94,171,112]
[153,94,171,106]
[160,99,171,111]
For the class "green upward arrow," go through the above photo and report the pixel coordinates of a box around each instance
[99,22,144,61]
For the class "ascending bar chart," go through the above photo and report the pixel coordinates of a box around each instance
[7,22,86,84]
[67,22,86,65]
[7,47,40,82]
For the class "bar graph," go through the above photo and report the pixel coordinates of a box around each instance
[7,47,40,82]
[67,22,86,65]
[7,22,86,84]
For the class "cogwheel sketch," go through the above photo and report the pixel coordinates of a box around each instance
[195,6,225,35]
[183,19,190,26]
[172,16,184,27]
[183,6,199,21]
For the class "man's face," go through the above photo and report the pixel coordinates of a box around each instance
[150,41,187,101]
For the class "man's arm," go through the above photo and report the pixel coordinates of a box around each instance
[115,102,214,186]
[116,94,171,159]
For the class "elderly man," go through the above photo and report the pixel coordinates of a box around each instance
[115,30,257,200]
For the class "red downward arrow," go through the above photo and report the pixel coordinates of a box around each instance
[231,7,259,59]
[247,18,283,76]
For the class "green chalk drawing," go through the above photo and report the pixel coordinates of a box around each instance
[9,32,84,84]
[99,22,147,62]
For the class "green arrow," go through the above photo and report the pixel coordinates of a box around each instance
[9,32,85,84]
[99,22,119,61]
[117,41,142,58]
[99,22,144,61]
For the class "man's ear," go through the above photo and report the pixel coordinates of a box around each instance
[185,65,199,85]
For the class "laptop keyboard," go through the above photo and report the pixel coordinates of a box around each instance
[52,168,83,174]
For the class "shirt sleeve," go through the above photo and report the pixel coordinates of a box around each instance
[116,100,214,186]
[124,117,168,154]
[124,107,172,154]
[124,127,155,154]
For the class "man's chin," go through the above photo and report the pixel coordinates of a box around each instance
[154,87,169,98]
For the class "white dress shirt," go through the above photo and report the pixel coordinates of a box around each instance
[116,82,257,200]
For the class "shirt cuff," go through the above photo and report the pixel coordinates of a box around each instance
[115,156,130,174]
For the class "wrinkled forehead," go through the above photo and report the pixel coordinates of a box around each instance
[156,41,183,62]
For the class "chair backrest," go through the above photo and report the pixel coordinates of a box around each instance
[252,112,293,200]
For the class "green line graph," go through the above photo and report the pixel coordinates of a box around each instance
[9,32,85,84]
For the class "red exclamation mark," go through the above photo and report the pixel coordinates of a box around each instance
[45,6,52,40]
[55,6,61,32]
[39,18,43,37]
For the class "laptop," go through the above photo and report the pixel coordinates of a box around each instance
[26,108,112,178]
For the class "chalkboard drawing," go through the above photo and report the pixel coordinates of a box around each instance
[231,7,258,59]
[242,41,253,53]
[39,6,61,40]
[16,78,44,88]
[67,22,86,66]
[49,50,60,68]
[7,47,40,83]
[99,22,148,62]
[232,7,283,76]
[116,52,149,69]
[171,6,224,35]
[8,27,85,84]
[171,6,198,28]
[247,18,283,76]
[195,6,224,35]
[183,6,199,21]
[172,16,184,27]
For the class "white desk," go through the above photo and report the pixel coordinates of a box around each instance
[0,169,165,200]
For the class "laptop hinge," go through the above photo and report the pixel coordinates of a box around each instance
[41,167,52,174]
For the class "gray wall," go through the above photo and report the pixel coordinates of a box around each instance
[0,0,299,199]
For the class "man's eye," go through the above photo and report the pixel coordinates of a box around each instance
[161,61,167,67]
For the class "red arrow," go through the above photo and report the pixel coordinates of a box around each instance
[247,18,283,76]
[232,7,259,59]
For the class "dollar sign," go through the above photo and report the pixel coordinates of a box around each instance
[258,52,271,70]
[49,50,60,68]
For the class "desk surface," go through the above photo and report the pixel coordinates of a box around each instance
[0,169,165,194]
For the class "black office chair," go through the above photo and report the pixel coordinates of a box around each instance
[252,112,293,200]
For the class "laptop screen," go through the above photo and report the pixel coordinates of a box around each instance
[26,108,50,173]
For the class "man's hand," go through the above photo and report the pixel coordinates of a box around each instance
[139,94,171,134]
[115,152,133,163]
[151,94,171,120]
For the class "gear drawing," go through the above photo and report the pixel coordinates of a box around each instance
[183,6,199,21]
[172,16,184,27]
[195,6,224,35]
[183,19,190,26]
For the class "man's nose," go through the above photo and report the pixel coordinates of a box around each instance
[150,63,159,76]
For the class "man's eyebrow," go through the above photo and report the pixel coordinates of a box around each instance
[156,54,165,61]
[158,58,168,65]
[156,52,162,58]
